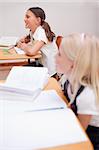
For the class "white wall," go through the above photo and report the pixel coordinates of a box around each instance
[96,1,99,37]
[0,1,98,37]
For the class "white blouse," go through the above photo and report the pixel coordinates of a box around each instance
[31,26,58,76]
[76,87,99,127]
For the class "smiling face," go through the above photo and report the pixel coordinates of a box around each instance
[24,10,41,32]
[55,45,74,76]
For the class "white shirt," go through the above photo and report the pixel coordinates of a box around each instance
[76,87,99,127]
[31,26,58,76]
[67,82,99,127]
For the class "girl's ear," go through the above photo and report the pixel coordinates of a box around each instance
[37,17,41,25]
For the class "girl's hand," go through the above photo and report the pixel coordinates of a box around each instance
[17,41,27,50]
[19,36,26,43]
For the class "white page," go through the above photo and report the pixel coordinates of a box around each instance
[5,66,49,90]
[0,109,87,150]
[0,36,18,47]
[0,67,49,99]
[14,47,25,54]
[0,90,67,111]
[0,67,49,102]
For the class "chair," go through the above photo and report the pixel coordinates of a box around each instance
[56,36,63,49]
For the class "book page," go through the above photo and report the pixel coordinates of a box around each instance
[2,66,49,93]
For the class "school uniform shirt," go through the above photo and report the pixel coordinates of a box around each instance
[72,86,99,127]
[31,26,58,76]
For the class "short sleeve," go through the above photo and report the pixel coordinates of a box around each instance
[76,87,99,115]
[33,26,48,44]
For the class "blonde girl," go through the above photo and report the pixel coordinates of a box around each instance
[55,33,99,150]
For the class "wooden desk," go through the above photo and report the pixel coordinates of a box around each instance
[0,78,93,150]
[44,78,93,150]
[0,48,41,61]
[0,48,41,79]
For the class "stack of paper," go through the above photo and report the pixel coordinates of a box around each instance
[0,90,67,113]
[0,36,18,47]
[0,66,49,101]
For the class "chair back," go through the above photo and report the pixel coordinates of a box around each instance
[56,36,63,49]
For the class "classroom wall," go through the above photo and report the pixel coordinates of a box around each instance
[0,0,98,38]
[96,2,99,37]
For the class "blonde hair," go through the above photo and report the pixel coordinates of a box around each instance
[60,33,99,104]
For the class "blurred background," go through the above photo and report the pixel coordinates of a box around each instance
[0,0,98,37]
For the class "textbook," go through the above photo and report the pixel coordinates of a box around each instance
[0,66,49,101]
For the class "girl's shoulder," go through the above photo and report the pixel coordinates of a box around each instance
[35,26,45,34]
[80,86,94,97]
[77,86,95,104]
[33,26,48,43]
[77,86,99,115]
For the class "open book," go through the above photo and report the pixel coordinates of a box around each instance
[0,36,18,47]
[0,66,49,101]
[0,36,25,54]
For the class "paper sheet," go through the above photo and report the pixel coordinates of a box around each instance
[14,47,25,54]
[0,108,87,150]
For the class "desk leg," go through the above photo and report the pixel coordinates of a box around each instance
[28,59,30,64]
[27,58,37,66]
[27,58,41,67]
[35,58,39,66]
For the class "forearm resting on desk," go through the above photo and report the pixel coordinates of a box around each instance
[17,40,44,56]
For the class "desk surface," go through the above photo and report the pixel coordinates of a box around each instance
[0,78,93,150]
[0,48,41,60]
[44,78,93,150]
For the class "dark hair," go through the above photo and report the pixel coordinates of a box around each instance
[28,7,55,42]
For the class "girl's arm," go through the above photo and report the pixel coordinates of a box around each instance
[78,114,92,130]
[17,40,45,56]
